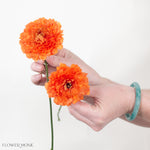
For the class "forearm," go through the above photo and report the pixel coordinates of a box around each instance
[120,89,150,127]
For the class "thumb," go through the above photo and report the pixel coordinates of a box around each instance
[46,55,67,67]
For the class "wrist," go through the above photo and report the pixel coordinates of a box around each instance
[120,84,136,115]
[125,85,136,114]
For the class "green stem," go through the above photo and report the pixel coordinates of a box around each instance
[44,60,54,150]
[57,105,62,121]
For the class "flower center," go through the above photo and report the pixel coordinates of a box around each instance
[35,30,45,44]
[64,81,72,90]
[66,82,72,89]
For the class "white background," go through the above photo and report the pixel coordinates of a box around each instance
[0,0,150,150]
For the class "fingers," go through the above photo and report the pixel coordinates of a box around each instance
[31,74,46,86]
[31,62,45,73]
[31,61,56,74]
[31,48,71,73]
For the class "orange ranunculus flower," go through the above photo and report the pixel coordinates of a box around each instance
[45,63,90,106]
[19,18,63,61]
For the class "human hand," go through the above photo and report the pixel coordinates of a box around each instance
[69,83,135,131]
[31,48,104,86]
[31,48,135,131]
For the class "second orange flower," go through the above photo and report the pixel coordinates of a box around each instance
[45,63,90,106]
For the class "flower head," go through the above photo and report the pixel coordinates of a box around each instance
[45,64,90,106]
[19,18,63,61]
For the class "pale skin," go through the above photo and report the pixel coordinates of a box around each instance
[31,48,150,131]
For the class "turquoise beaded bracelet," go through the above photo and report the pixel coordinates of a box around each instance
[125,82,141,121]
